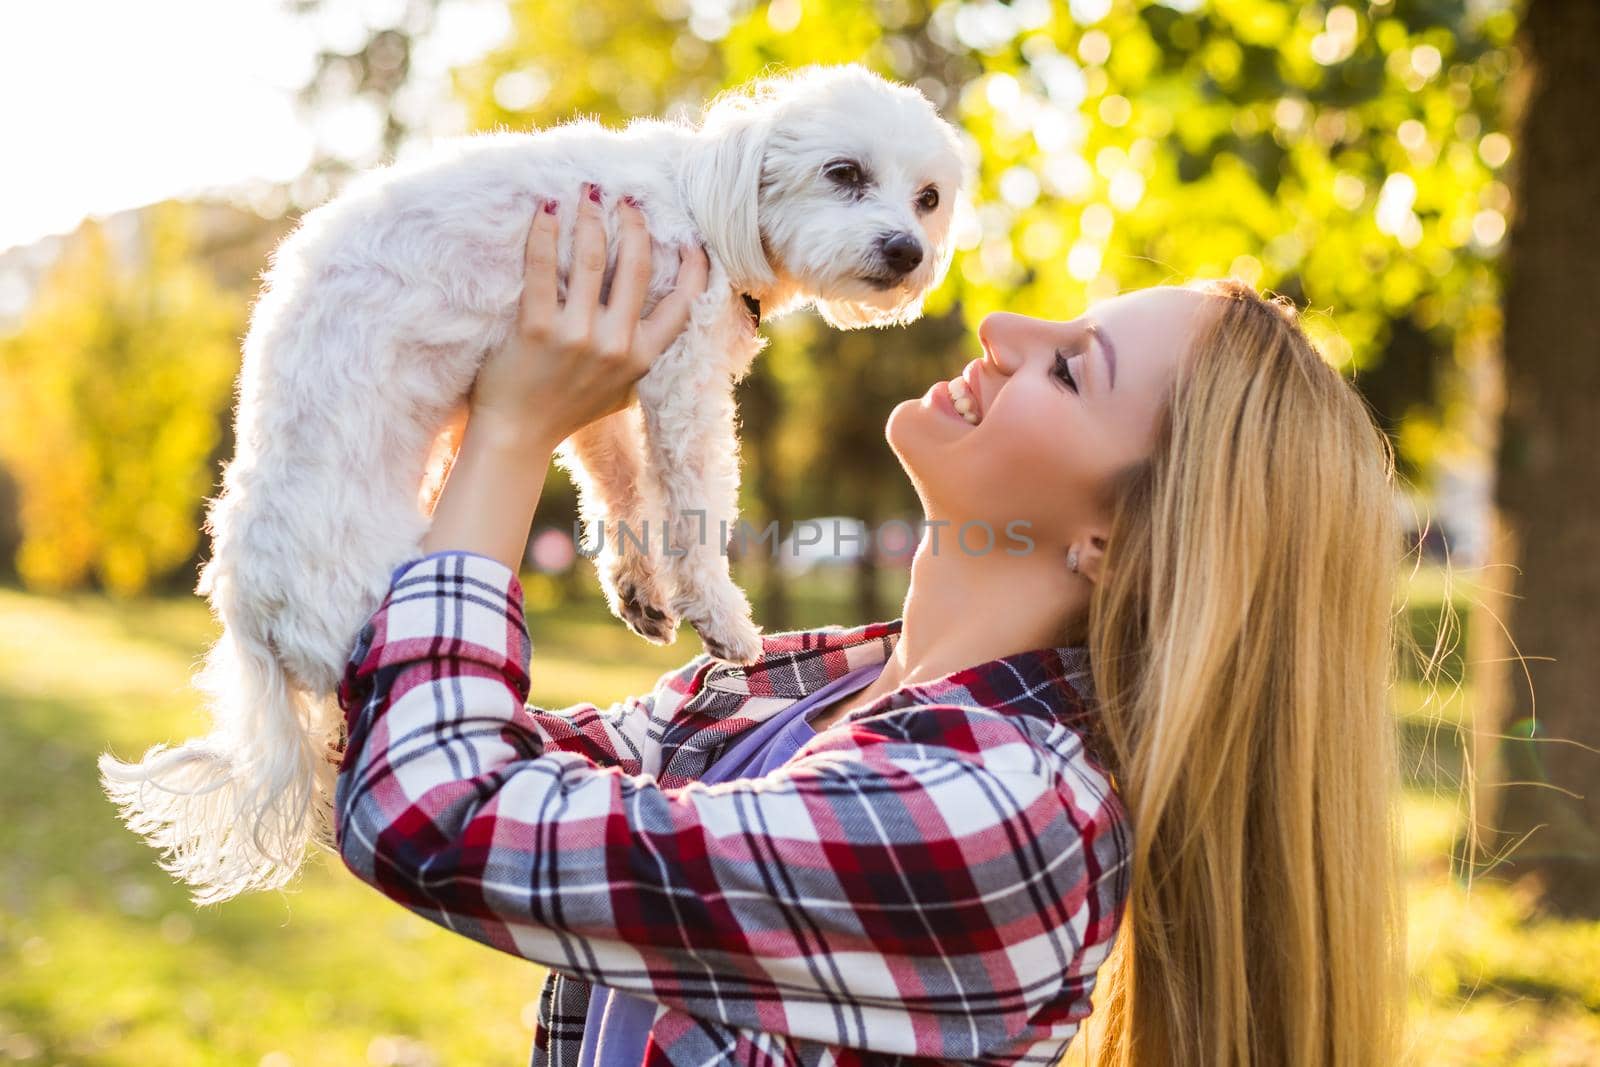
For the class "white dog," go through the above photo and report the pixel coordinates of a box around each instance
[97,64,967,902]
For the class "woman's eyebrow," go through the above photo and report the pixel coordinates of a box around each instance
[1086,321,1117,390]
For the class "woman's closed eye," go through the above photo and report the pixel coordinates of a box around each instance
[1052,349,1080,393]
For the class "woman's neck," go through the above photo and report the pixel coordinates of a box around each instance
[834,528,1089,718]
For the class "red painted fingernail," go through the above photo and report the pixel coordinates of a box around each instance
[586,183,602,204]
[543,199,558,214]
[622,194,639,208]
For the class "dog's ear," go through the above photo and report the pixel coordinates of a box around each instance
[685,88,779,293]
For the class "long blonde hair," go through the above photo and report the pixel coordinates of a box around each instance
[1086,280,1405,1066]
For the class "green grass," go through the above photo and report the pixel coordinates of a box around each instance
[1405,789,1600,1064]
[1,569,1596,1065]
[0,583,694,1066]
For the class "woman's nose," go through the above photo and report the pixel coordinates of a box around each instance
[977,312,1034,376]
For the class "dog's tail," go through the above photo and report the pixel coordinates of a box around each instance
[98,598,339,905]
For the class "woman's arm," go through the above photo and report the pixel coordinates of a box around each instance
[417,417,555,572]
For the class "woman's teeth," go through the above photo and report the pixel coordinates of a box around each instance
[949,377,980,425]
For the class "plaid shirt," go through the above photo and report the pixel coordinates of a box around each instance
[334,551,1129,1066]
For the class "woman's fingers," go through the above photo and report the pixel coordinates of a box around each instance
[636,242,711,363]
[561,183,607,327]
[518,200,560,334]
[601,197,652,332]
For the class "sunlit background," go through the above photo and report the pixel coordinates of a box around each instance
[2,0,1596,1064]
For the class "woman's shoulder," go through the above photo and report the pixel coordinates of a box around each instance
[843,698,1127,833]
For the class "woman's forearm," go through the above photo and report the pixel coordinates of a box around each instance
[420,415,558,572]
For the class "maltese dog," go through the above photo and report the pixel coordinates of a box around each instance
[99,63,967,902]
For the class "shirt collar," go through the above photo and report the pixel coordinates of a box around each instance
[707,617,1097,731]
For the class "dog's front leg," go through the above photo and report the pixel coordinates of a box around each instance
[555,404,677,644]
[635,293,763,665]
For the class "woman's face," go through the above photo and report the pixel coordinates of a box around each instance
[886,286,1212,566]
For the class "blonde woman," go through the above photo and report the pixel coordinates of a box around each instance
[333,190,1404,1065]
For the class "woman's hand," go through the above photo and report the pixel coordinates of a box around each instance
[419,188,709,571]
[468,187,711,451]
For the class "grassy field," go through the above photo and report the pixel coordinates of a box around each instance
[1,565,1596,1065]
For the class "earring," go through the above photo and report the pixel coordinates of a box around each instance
[1067,547,1079,573]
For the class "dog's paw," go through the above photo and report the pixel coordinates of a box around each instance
[671,578,763,665]
[691,615,763,666]
[617,581,678,644]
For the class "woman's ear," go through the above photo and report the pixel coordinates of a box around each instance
[1072,533,1109,584]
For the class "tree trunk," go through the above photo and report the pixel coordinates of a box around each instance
[0,463,21,585]
[1482,0,1600,916]
[737,361,790,631]
[853,492,882,624]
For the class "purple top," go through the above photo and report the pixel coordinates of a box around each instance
[575,661,886,1067]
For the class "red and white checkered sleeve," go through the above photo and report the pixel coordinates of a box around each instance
[333,551,1127,1059]
[334,552,699,775]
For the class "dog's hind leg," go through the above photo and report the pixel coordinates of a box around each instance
[555,405,678,644]
[635,290,764,665]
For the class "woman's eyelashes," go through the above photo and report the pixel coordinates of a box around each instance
[1051,349,1080,393]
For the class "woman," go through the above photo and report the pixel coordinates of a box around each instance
[334,187,1404,1065]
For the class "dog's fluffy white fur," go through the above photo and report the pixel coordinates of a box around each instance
[97,64,967,903]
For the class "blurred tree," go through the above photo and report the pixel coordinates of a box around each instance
[801,314,970,622]
[737,356,795,624]
[0,465,19,584]
[287,0,444,200]
[928,0,1512,485]
[1470,0,1600,917]
[0,204,242,595]
[456,0,725,129]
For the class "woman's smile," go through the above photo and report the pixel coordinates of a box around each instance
[950,360,985,424]
[928,377,960,419]
[924,377,970,424]
[923,359,987,426]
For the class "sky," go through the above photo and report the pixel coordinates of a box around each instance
[0,0,512,255]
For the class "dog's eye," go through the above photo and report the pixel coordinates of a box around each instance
[917,186,940,211]
[825,160,864,186]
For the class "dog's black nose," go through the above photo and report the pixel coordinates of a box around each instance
[878,232,924,275]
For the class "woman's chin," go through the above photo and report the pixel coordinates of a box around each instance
[885,399,925,464]
[890,384,969,443]
[887,393,962,487]
[885,396,934,454]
